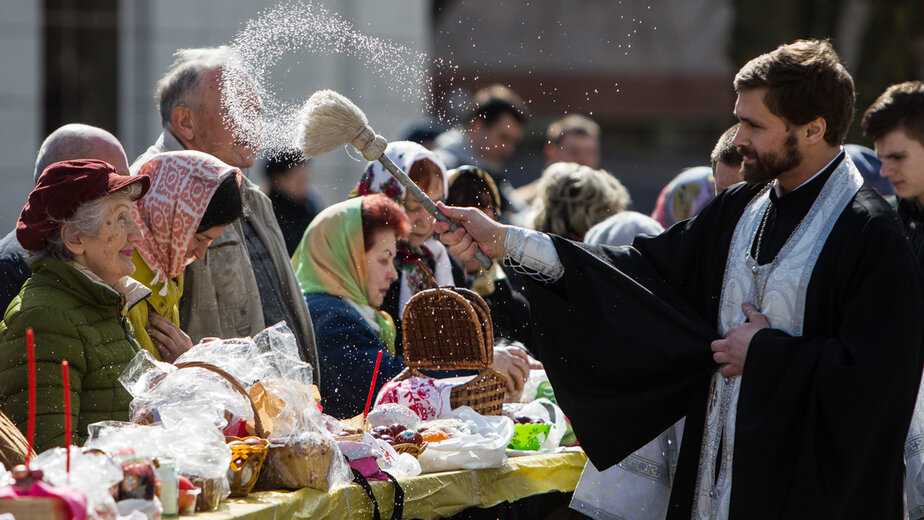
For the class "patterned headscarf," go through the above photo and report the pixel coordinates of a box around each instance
[351,141,451,299]
[352,141,449,203]
[291,197,397,351]
[131,151,240,289]
[651,166,716,228]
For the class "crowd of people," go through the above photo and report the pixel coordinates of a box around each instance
[1,37,924,519]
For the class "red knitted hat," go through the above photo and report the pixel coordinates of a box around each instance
[17,159,150,251]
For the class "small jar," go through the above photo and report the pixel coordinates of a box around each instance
[156,457,179,517]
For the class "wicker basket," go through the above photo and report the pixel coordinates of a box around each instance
[172,361,267,438]
[398,287,506,415]
[254,432,334,491]
[392,441,428,458]
[454,287,494,349]
[173,362,268,497]
[402,288,489,370]
[225,437,269,497]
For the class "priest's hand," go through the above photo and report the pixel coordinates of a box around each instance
[434,202,508,261]
[148,313,194,363]
[710,302,769,377]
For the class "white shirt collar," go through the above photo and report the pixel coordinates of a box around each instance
[67,260,152,312]
[773,147,843,197]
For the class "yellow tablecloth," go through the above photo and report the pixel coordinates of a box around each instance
[197,450,587,520]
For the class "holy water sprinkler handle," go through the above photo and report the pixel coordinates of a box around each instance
[377,155,493,271]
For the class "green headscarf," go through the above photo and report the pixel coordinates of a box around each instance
[291,197,397,351]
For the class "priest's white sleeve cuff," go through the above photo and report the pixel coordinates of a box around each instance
[503,227,564,282]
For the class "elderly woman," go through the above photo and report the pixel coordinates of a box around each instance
[532,162,631,240]
[294,194,531,418]
[128,151,242,362]
[0,159,150,452]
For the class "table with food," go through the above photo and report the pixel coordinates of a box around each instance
[0,288,583,520]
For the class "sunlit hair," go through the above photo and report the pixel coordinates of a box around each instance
[361,194,410,251]
[156,46,234,129]
[862,81,924,145]
[532,162,631,239]
[734,39,855,146]
[32,184,142,261]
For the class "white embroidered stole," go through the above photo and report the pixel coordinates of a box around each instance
[692,156,863,519]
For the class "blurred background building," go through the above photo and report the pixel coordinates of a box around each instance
[1,0,921,228]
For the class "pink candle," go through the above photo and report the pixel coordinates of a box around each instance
[26,328,35,468]
[363,350,384,419]
[62,360,71,475]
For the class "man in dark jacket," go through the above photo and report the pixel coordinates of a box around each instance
[265,148,323,255]
[862,80,924,519]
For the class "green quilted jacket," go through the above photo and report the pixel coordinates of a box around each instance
[0,257,147,452]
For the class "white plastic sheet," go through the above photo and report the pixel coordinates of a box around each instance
[417,407,514,473]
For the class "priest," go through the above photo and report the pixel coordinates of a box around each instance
[435,40,924,519]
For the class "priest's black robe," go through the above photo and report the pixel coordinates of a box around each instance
[526,178,924,519]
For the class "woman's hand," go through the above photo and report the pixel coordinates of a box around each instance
[491,345,531,395]
[147,313,193,363]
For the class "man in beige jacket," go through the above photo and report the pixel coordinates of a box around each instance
[134,46,319,383]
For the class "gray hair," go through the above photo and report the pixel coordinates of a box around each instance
[31,184,142,262]
[156,46,234,128]
[34,124,125,183]
[532,162,631,239]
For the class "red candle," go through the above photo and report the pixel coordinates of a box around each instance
[62,360,71,475]
[363,350,384,419]
[26,328,35,468]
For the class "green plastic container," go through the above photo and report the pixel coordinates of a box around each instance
[508,422,552,451]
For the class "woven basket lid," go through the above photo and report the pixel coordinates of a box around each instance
[451,287,494,363]
[401,287,489,370]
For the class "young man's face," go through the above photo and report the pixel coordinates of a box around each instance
[470,113,524,165]
[875,129,924,205]
[545,132,600,169]
[732,88,802,185]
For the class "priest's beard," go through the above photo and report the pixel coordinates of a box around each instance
[739,133,801,184]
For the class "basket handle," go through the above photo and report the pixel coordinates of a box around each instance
[411,257,441,291]
[174,361,265,438]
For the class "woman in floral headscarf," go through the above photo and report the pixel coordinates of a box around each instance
[352,141,454,318]
[650,166,716,228]
[128,151,242,361]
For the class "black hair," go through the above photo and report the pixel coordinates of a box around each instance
[265,148,307,179]
[197,175,243,233]
[471,99,526,127]
[711,123,743,170]
[446,166,501,218]
[863,81,924,145]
